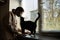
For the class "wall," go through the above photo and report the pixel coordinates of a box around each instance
[9,0,20,11]
[0,0,10,40]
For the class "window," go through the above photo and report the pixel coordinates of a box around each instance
[42,0,60,32]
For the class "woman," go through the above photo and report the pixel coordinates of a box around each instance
[14,7,24,34]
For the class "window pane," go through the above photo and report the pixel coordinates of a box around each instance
[42,0,60,32]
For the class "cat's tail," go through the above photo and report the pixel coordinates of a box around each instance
[35,12,40,23]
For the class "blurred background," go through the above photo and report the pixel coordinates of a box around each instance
[0,0,60,40]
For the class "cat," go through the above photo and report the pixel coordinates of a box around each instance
[20,13,40,35]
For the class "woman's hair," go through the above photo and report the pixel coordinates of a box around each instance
[12,9,15,14]
[15,7,24,16]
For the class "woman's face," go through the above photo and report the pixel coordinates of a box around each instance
[20,12,24,15]
[17,11,24,17]
[17,13,20,17]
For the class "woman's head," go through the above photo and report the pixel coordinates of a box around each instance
[15,7,24,16]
